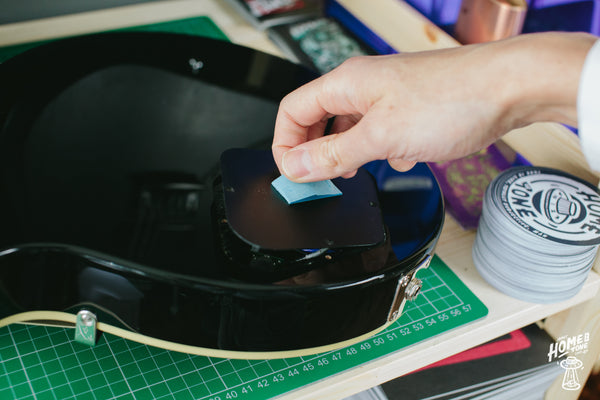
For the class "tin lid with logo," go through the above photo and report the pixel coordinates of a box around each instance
[488,166,600,246]
[474,166,600,303]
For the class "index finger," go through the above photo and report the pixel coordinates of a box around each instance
[271,60,371,173]
[272,77,331,174]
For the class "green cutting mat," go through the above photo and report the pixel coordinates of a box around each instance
[0,255,487,400]
[0,16,229,63]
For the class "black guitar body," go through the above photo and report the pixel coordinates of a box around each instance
[0,33,444,357]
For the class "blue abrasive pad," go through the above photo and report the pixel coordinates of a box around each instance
[271,175,342,205]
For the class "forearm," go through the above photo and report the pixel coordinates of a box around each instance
[479,32,596,129]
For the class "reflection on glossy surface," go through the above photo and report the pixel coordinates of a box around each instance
[274,229,399,286]
[0,33,444,352]
[366,161,444,261]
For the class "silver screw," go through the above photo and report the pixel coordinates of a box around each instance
[399,275,411,288]
[79,310,96,327]
[405,278,423,301]
[188,58,204,73]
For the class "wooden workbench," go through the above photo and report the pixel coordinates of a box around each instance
[1,1,598,399]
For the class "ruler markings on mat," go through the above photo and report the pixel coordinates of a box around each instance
[0,256,487,400]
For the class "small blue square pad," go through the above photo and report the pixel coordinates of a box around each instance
[271,175,342,205]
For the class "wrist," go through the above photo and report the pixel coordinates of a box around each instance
[491,32,596,129]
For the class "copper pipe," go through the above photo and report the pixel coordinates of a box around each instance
[454,0,528,44]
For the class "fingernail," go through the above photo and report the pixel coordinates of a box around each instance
[282,149,312,180]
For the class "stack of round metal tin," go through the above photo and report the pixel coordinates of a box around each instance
[473,166,600,303]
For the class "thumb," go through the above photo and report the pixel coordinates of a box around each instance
[388,158,417,172]
[281,123,381,182]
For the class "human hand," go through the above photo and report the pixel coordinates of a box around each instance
[272,32,594,182]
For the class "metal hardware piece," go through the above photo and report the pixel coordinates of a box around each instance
[405,278,423,301]
[74,310,97,347]
[387,255,432,322]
